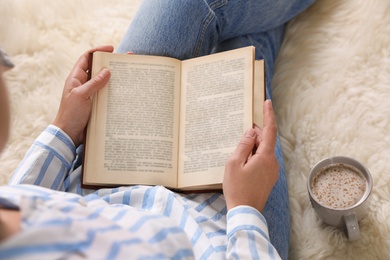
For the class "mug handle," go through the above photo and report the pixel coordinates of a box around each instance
[343,213,360,241]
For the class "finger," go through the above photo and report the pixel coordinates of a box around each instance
[75,68,111,100]
[256,100,277,155]
[230,128,257,165]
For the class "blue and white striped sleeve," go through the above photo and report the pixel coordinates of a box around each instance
[226,205,281,260]
[9,125,76,191]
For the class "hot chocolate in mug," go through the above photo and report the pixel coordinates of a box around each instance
[307,156,373,240]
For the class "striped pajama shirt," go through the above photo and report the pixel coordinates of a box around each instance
[0,125,280,259]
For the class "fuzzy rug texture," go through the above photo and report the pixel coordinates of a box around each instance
[1,0,390,259]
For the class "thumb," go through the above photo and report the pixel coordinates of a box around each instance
[231,128,257,164]
[80,68,111,99]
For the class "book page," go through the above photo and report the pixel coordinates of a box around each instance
[178,47,254,189]
[84,52,181,187]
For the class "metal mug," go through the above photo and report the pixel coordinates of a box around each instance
[307,156,373,240]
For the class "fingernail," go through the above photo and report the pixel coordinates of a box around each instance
[265,99,273,109]
[245,128,256,138]
[99,68,110,77]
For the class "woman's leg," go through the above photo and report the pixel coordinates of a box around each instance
[117,0,315,59]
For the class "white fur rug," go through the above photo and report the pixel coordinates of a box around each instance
[1,0,389,259]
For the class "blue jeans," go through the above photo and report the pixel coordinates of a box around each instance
[117,1,315,259]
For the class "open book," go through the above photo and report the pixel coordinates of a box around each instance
[83,46,265,191]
